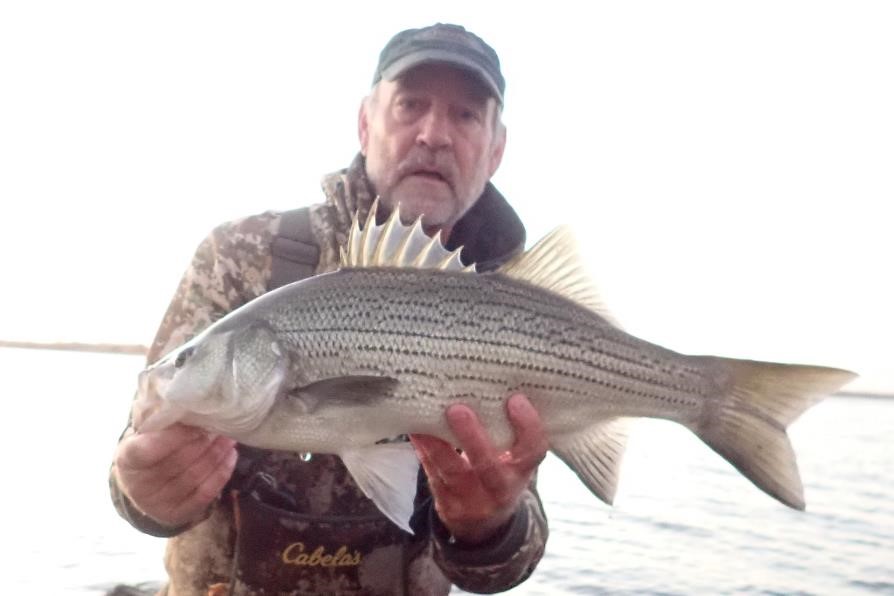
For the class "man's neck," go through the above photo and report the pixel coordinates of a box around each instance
[425,223,453,244]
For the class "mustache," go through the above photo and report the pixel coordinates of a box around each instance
[395,150,458,187]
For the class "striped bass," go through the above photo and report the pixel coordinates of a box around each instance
[133,202,856,532]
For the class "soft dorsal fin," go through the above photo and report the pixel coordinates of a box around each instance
[339,199,475,272]
[498,226,622,328]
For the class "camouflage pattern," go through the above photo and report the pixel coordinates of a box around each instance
[110,155,547,595]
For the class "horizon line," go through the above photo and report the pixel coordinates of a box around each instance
[0,339,148,356]
[2,339,891,399]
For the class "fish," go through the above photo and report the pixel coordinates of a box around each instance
[133,201,857,532]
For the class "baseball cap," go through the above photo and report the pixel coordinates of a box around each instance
[372,23,505,103]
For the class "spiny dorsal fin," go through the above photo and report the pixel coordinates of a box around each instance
[339,199,474,272]
[498,226,622,328]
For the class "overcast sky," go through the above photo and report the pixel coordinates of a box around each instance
[1,1,891,392]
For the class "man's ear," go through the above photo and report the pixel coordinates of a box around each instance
[488,122,507,177]
[358,97,370,156]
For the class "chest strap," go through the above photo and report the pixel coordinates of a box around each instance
[268,207,320,291]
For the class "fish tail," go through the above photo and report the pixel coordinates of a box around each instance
[691,357,856,510]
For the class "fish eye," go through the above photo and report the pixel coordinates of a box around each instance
[174,346,195,369]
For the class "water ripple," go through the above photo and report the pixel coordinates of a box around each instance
[1,350,891,595]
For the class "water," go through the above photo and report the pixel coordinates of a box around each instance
[2,348,891,595]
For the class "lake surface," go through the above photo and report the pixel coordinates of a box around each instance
[2,348,891,595]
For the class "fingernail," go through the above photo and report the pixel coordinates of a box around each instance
[409,436,428,456]
[508,394,528,414]
[188,426,210,441]
[225,447,239,470]
[446,404,472,423]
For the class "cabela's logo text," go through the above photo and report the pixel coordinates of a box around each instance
[281,542,362,567]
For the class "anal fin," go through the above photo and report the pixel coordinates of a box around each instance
[550,417,630,505]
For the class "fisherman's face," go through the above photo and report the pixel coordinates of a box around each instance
[359,63,506,238]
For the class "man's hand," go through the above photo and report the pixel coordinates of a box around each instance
[114,424,238,529]
[410,393,548,545]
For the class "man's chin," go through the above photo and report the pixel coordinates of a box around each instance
[396,177,452,199]
[385,187,454,228]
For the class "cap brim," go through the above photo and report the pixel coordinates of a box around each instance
[380,49,503,103]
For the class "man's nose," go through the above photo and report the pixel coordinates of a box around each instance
[415,109,451,150]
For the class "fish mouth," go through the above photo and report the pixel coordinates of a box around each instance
[131,369,154,429]
[132,367,184,432]
[134,400,187,433]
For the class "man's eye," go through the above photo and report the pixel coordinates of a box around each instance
[397,98,421,110]
[458,108,482,123]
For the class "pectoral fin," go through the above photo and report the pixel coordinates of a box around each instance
[340,442,420,534]
[290,375,400,414]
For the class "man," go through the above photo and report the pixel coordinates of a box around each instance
[111,23,549,595]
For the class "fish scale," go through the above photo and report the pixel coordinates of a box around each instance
[134,203,857,532]
[261,268,716,441]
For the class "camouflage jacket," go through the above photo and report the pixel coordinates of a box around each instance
[110,155,548,596]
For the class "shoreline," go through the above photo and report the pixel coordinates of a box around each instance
[0,340,148,356]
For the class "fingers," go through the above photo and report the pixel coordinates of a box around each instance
[414,394,547,545]
[445,404,498,465]
[118,423,208,470]
[409,434,455,470]
[151,434,236,499]
[146,435,238,525]
[411,435,464,491]
[115,424,238,528]
[506,394,549,469]
[411,435,470,521]
[446,396,547,474]
[444,405,511,497]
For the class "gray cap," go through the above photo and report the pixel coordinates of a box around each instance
[372,23,505,103]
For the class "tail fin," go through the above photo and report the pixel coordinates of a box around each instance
[691,357,856,510]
